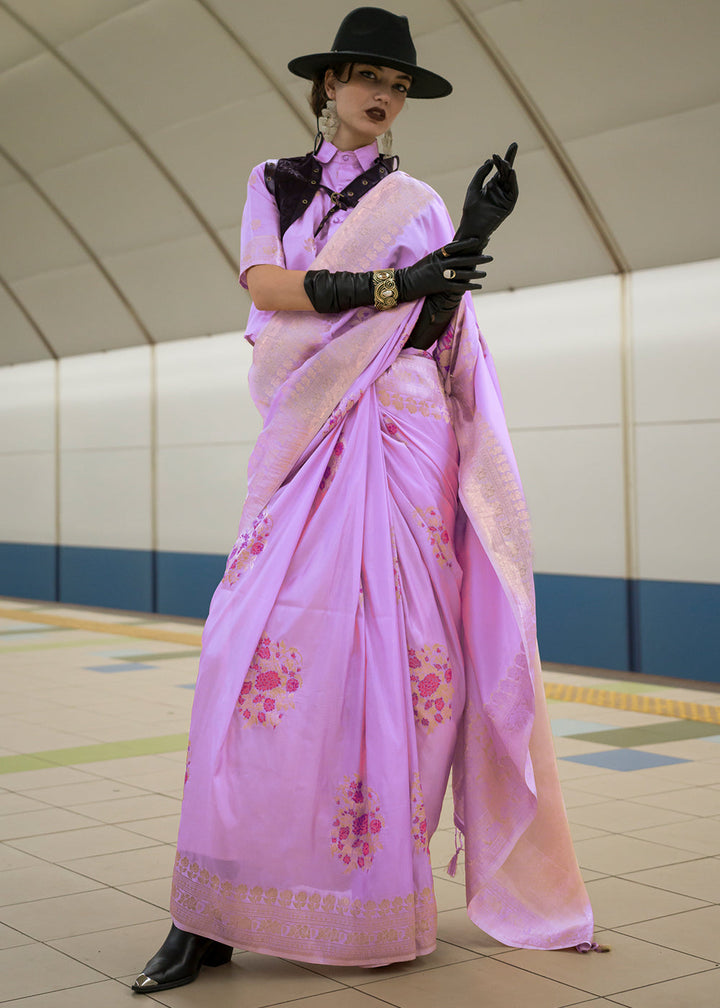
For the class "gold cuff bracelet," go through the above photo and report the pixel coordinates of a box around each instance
[372,269,399,311]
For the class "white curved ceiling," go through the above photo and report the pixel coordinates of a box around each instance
[1,0,718,364]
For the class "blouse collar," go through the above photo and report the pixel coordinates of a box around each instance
[316,139,380,171]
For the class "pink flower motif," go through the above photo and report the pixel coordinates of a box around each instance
[417,672,440,697]
[237,637,303,729]
[408,644,453,733]
[331,776,385,873]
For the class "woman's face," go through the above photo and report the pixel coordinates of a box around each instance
[325,63,410,150]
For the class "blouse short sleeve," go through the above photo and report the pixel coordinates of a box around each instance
[238,162,285,289]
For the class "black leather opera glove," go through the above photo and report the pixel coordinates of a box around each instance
[403,290,464,352]
[303,238,490,314]
[454,142,519,249]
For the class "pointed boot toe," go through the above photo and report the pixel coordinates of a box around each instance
[131,924,233,994]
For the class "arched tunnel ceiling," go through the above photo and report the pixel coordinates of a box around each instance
[0,0,718,364]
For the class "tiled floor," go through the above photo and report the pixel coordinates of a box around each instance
[1,597,719,1007]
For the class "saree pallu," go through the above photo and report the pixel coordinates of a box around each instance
[171,172,594,965]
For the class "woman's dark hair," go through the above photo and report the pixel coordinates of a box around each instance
[309,63,353,117]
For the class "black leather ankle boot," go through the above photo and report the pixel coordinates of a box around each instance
[132,923,233,994]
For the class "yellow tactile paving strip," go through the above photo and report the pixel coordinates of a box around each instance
[0,605,202,646]
[544,682,720,725]
[2,604,720,726]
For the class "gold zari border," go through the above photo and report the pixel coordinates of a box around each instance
[171,854,436,965]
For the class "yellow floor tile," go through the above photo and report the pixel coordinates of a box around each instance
[67,793,181,824]
[0,791,46,815]
[7,823,160,862]
[0,978,150,1007]
[628,819,720,856]
[49,918,172,976]
[572,833,698,875]
[0,943,105,1000]
[0,921,34,949]
[567,799,694,833]
[617,904,720,962]
[610,966,720,1007]
[120,876,172,910]
[0,842,43,871]
[122,815,181,843]
[0,806,99,840]
[565,771,679,800]
[358,955,592,1008]
[25,778,146,807]
[121,953,343,1007]
[0,862,102,906]
[584,875,708,928]
[622,856,720,902]
[63,842,174,885]
[298,939,478,988]
[632,786,720,817]
[436,907,511,955]
[1,887,167,941]
[498,929,714,997]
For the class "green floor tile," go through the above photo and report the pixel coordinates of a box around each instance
[568,719,720,748]
[0,733,189,774]
[116,649,202,662]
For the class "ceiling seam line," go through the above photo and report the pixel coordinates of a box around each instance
[0,1,238,276]
[1,143,155,346]
[197,0,315,139]
[449,0,630,275]
[0,273,58,360]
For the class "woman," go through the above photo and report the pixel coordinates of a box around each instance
[133,7,597,995]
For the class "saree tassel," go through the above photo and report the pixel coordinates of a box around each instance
[447,828,464,877]
[575,941,611,953]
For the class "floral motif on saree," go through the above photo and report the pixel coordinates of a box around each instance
[237,636,303,728]
[413,506,454,567]
[410,773,428,853]
[222,511,273,587]
[408,644,453,732]
[331,776,385,872]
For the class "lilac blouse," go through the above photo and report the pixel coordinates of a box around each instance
[238,139,451,345]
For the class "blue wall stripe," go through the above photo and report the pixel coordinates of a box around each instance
[534,573,631,672]
[156,551,225,620]
[636,579,720,683]
[59,545,153,613]
[2,542,718,683]
[0,542,57,601]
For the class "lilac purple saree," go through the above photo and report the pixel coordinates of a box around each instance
[171,171,594,965]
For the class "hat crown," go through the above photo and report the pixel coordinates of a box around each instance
[331,7,416,65]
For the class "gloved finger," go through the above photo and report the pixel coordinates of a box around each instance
[503,142,518,166]
[448,270,487,282]
[468,159,493,191]
[445,251,492,265]
[441,237,484,257]
[492,153,509,180]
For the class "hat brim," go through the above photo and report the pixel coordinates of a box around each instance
[288,51,452,99]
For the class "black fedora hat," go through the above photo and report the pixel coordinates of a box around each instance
[288,7,452,99]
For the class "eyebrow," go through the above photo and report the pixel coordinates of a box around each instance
[361,63,413,83]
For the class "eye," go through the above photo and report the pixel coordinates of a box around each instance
[359,70,376,80]
[394,83,408,94]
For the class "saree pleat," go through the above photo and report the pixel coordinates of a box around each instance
[171,171,594,965]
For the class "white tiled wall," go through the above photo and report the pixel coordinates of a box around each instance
[1,258,718,591]
[0,360,55,544]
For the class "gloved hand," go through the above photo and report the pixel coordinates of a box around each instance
[454,142,519,249]
[303,238,491,313]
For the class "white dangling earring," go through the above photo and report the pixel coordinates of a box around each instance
[318,99,339,142]
[378,129,393,156]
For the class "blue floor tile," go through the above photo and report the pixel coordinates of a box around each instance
[177,683,196,690]
[85,662,154,673]
[551,718,617,737]
[560,749,690,772]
